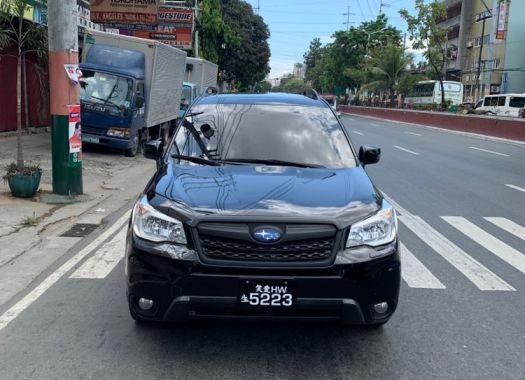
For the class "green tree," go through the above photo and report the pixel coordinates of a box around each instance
[0,0,48,171]
[361,44,413,106]
[197,0,238,64]
[219,0,270,91]
[303,15,401,95]
[400,0,449,109]
[253,80,271,93]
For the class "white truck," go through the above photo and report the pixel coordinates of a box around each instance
[180,58,219,118]
[80,30,187,156]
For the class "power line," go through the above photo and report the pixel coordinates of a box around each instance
[356,0,367,21]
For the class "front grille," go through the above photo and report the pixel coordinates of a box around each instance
[197,223,337,262]
[82,125,105,136]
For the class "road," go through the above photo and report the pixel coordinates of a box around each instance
[0,114,524,379]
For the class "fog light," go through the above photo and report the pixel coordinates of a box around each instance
[138,298,154,311]
[373,302,388,314]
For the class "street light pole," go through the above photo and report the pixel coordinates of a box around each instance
[474,2,492,101]
[47,0,83,195]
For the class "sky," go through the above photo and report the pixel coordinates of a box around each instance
[244,0,417,78]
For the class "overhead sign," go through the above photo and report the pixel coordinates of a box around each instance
[157,6,193,26]
[496,1,507,39]
[155,7,194,50]
[90,0,159,26]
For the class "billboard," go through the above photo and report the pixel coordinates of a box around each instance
[496,1,507,40]
[90,0,159,26]
[155,7,194,50]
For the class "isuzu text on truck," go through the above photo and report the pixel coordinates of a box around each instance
[79,31,187,156]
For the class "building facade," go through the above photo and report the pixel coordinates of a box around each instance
[439,0,513,102]
[502,0,525,93]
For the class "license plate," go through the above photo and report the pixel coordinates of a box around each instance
[239,280,293,307]
[82,135,99,143]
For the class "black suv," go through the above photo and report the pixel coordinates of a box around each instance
[126,93,400,326]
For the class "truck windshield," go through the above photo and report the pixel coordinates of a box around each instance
[181,85,192,110]
[172,103,357,169]
[80,70,133,109]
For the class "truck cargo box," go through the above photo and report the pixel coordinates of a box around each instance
[83,30,187,128]
[185,57,219,94]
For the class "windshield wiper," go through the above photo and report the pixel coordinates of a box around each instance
[171,154,222,166]
[222,158,325,168]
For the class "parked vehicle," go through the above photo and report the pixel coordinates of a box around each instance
[178,58,219,120]
[80,31,187,156]
[185,57,219,94]
[126,92,400,326]
[473,94,525,118]
[405,80,464,107]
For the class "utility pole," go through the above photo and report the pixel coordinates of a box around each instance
[474,4,492,101]
[379,1,389,16]
[47,0,83,195]
[194,0,199,57]
[254,0,260,15]
[343,6,355,31]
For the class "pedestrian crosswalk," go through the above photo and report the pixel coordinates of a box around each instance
[68,200,525,293]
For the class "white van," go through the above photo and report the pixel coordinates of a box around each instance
[474,94,525,117]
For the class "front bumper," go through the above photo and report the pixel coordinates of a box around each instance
[126,232,401,325]
[82,133,131,150]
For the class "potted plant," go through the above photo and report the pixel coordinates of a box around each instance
[1,1,48,198]
[3,163,42,198]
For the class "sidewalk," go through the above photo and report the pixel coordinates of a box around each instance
[0,131,155,306]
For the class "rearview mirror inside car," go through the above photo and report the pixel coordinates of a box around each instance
[359,145,381,166]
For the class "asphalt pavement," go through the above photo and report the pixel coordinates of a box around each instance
[0,114,523,380]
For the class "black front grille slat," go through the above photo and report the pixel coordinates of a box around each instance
[197,224,336,263]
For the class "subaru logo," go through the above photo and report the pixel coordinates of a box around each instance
[252,227,282,243]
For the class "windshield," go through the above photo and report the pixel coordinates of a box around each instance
[181,85,192,110]
[172,103,356,169]
[80,70,133,109]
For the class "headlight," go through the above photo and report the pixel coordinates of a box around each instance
[107,127,130,138]
[132,195,187,244]
[346,201,397,248]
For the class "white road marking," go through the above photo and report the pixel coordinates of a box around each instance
[0,212,130,331]
[485,217,525,241]
[468,146,509,157]
[443,217,525,274]
[505,184,525,193]
[351,131,364,136]
[404,131,422,137]
[70,229,127,279]
[393,145,420,155]
[400,243,446,289]
[383,193,514,291]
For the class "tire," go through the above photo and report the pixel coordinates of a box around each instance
[124,134,140,157]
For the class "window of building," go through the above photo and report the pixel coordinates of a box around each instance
[474,34,490,47]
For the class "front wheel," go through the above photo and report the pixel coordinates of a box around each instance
[124,134,140,157]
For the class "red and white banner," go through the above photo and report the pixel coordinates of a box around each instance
[90,0,159,26]
[68,105,82,155]
[496,1,507,40]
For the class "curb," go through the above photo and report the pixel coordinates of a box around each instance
[341,112,525,147]
[0,127,50,140]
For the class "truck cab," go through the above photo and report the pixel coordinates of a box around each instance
[179,82,197,118]
[80,44,146,156]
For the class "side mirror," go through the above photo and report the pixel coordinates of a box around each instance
[143,139,162,161]
[135,96,145,109]
[359,145,381,166]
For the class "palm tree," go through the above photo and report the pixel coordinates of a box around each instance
[0,0,47,171]
[361,43,413,107]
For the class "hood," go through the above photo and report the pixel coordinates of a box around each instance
[152,162,381,225]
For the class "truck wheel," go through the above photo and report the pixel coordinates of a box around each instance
[125,135,140,157]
